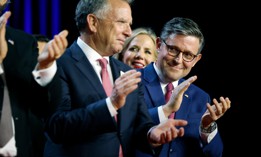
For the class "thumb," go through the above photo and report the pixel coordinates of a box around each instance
[59,30,69,38]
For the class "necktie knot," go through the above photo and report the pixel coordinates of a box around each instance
[165,83,173,102]
[166,83,174,92]
[98,58,108,69]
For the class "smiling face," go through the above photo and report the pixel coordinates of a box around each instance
[89,0,133,56]
[156,34,202,83]
[122,34,157,69]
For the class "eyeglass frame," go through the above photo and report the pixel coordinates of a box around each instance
[161,39,198,62]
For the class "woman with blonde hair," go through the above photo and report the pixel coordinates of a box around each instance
[116,27,157,69]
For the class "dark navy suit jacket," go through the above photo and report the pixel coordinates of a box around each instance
[0,26,60,157]
[44,41,158,157]
[135,63,223,157]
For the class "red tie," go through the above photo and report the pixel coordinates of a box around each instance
[165,83,175,119]
[98,58,123,157]
[98,58,112,96]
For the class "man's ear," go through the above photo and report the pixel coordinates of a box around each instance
[87,14,99,33]
[192,54,202,67]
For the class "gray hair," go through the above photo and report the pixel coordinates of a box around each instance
[75,0,134,31]
[160,17,205,54]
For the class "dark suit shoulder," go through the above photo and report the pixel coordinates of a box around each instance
[110,56,132,71]
[6,26,37,44]
[180,78,209,98]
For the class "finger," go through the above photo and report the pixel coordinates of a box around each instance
[117,70,141,88]
[47,43,55,59]
[213,98,222,115]
[0,11,11,27]
[59,29,69,38]
[225,97,231,109]
[170,127,178,140]
[114,72,141,97]
[160,132,166,144]
[164,129,173,142]
[206,103,218,120]
[178,127,185,137]
[52,36,64,59]
[178,75,196,88]
[48,30,68,58]
[219,96,228,112]
[187,75,197,83]
[172,119,188,127]
[120,69,140,79]
[60,32,68,51]
[175,75,197,95]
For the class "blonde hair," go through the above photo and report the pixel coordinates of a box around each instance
[115,27,157,61]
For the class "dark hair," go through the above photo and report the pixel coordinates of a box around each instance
[33,34,50,42]
[160,17,205,54]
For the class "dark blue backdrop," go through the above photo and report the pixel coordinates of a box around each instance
[6,0,60,38]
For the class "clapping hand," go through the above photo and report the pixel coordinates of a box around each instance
[201,97,231,127]
[148,119,188,147]
[163,75,197,117]
[0,11,11,63]
[37,30,68,70]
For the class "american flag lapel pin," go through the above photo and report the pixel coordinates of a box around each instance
[8,39,14,45]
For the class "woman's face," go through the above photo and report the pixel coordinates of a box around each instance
[123,34,157,69]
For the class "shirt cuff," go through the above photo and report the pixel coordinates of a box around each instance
[0,64,3,74]
[199,122,218,143]
[158,106,168,122]
[0,136,17,156]
[106,97,117,117]
[32,61,57,87]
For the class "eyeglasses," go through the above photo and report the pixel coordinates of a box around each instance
[162,39,197,62]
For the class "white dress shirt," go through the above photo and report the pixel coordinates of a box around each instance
[153,63,217,144]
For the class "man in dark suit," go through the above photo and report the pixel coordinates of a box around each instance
[136,17,231,157]
[43,0,198,157]
[0,6,68,157]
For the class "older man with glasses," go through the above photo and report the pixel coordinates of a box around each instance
[136,17,231,157]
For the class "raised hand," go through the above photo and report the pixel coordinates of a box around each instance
[148,119,188,146]
[163,75,197,117]
[201,96,231,127]
[110,69,141,110]
[37,30,68,70]
[0,11,11,63]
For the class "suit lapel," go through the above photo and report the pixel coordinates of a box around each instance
[143,63,165,107]
[175,79,191,120]
[70,43,107,97]
[142,64,191,120]
[109,57,121,82]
